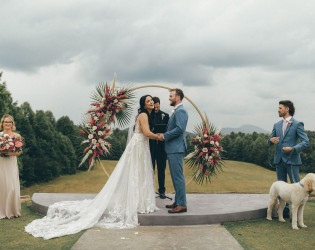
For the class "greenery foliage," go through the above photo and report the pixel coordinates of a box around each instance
[0,73,84,186]
[220,131,315,173]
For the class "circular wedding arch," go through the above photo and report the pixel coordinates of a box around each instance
[129,85,205,123]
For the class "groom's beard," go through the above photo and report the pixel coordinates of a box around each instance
[170,100,176,106]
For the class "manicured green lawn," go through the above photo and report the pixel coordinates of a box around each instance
[21,160,283,197]
[224,200,315,250]
[0,202,84,250]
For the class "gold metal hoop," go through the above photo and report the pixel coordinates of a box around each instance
[129,85,205,123]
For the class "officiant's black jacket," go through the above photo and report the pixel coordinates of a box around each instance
[149,110,169,158]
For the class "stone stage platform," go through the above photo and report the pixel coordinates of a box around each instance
[31,193,269,225]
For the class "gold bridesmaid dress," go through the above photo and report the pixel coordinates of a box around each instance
[0,155,21,219]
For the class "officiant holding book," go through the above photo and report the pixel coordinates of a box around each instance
[149,97,169,199]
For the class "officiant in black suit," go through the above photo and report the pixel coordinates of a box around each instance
[149,97,169,199]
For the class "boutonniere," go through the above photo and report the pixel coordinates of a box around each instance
[161,114,165,120]
[288,121,293,126]
[171,109,176,115]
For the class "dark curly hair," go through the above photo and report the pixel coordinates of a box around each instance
[134,95,154,130]
[279,100,295,116]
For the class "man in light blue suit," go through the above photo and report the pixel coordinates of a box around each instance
[157,88,188,213]
[268,100,309,217]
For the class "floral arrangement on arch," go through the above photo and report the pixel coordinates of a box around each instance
[185,115,224,184]
[0,133,23,157]
[79,76,135,170]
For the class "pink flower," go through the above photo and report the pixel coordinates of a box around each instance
[213,134,221,141]
[15,141,23,148]
[200,165,204,170]
[205,170,209,175]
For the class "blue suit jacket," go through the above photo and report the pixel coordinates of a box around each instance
[268,117,309,165]
[164,105,188,154]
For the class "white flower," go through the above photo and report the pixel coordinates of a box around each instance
[202,147,208,153]
[215,142,219,146]
[88,150,93,154]
[92,139,97,144]
[114,99,118,104]
[161,114,165,120]
[92,146,96,149]
[94,117,99,121]
[98,131,103,136]
[88,134,94,139]
[171,109,175,114]
[92,126,97,131]
[98,139,104,143]
[210,140,214,145]
[204,134,208,138]
[205,154,209,159]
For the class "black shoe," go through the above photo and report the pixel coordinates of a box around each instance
[159,193,166,199]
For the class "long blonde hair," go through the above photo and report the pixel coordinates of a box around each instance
[0,114,16,131]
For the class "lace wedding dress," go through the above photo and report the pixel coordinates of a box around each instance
[25,123,157,239]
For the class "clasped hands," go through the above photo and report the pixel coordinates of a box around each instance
[156,133,164,141]
[270,137,294,152]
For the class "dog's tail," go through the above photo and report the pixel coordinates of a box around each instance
[269,183,279,210]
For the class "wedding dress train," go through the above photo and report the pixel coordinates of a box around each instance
[25,124,157,239]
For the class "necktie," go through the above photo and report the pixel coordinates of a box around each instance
[282,119,287,136]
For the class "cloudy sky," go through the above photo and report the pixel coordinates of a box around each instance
[1,0,315,132]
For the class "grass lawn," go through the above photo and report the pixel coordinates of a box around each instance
[21,160,283,197]
[224,200,315,250]
[0,201,84,250]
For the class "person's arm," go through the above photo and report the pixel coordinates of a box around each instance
[268,124,279,145]
[6,151,22,156]
[138,113,158,140]
[293,122,309,153]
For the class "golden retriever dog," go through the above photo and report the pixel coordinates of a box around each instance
[266,173,315,230]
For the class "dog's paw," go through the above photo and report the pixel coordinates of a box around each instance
[292,226,299,230]
[279,218,286,222]
[266,216,272,221]
[299,224,307,228]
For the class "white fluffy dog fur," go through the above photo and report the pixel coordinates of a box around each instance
[266,173,315,230]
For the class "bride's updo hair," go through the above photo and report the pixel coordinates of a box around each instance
[136,95,154,130]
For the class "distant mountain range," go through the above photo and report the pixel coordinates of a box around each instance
[220,124,269,135]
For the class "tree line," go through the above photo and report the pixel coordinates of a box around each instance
[220,131,315,173]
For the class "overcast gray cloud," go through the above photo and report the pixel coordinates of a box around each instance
[1,0,315,131]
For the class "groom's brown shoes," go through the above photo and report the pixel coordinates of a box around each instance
[165,202,177,209]
[168,206,187,213]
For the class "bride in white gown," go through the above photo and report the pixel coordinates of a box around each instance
[25,95,160,240]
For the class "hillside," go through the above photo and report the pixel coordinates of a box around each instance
[21,160,289,197]
[221,124,269,134]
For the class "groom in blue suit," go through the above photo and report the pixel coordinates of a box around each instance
[157,88,188,213]
[268,100,309,217]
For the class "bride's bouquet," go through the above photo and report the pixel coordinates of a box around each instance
[185,115,224,184]
[0,133,23,157]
